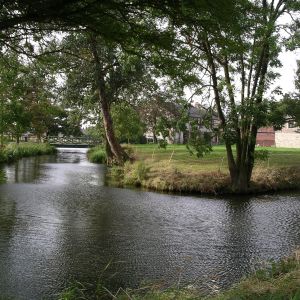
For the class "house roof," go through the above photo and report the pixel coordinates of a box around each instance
[188,105,219,119]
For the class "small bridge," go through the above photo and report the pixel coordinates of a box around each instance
[47,136,101,148]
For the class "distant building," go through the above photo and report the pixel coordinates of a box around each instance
[256,121,300,148]
[145,104,220,144]
[256,127,275,147]
[171,105,220,144]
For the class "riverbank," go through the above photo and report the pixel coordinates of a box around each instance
[60,249,300,299]
[88,145,300,195]
[0,142,57,164]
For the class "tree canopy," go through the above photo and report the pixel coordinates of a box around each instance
[0,0,299,191]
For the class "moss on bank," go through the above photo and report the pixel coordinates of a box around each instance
[88,144,300,195]
[59,250,300,299]
[0,142,57,164]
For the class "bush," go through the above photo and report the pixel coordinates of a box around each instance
[158,139,168,149]
[123,161,150,186]
[87,146,107,164]
[254,149,270,161]
[121,144,135,158]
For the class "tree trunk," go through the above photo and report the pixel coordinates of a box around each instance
[90,35,128,165]
[230,164,250,193]
[152,117,157,143]
[100,95,128,164]
[153,129,157,144]
[16,135,20,144]
[104,135,114,165]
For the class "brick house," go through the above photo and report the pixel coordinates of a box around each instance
[256,127,275,147]
[256,121,300,148]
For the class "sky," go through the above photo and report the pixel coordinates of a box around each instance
[272,11,300,94]
[274,50,299,94]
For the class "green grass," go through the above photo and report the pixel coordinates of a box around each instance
[87,146,107,163]
[0,142,57,164]
[59,250,300,300]
[130,144,300,173]
[104,144,300,194]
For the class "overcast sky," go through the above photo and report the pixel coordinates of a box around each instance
[274,50,299,94]
[272,11,299,94]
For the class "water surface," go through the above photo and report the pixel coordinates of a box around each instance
[0,148,299,299]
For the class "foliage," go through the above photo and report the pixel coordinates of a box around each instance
[5,99,31,141]
[58,32,151,163]
[122,161,150,186]
[186,121,212,158]
[268,94,300,129]
[163,0,299,191]
[0,0,299,182]
[87,147,107,164]
[158,139,168,149]
[83,126,103,142]
[0,143,56,164]
[0,51,79,142]
[254,150,270,161]
[111,103,145,143]
[121,145,135,158]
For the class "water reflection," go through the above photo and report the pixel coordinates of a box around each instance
[0,149,299,299]
[0,165,6,183]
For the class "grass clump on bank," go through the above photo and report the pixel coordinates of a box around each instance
[87,145,135,165]
[0,142,57,164]
[87,146,107,163]
[59,250,300,300]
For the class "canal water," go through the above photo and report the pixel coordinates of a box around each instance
[0,148,299,299]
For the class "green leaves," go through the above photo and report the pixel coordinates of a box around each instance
[111,103,145,143]
[268,94,300,129]
[186,127,212,158]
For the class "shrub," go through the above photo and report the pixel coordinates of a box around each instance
[122,144,135,159]
[123,161,150,186]
[254,149,270,161]
[158,139,168,149]
[87,146,107,164]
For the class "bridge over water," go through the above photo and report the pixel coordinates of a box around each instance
[47,136,100,148]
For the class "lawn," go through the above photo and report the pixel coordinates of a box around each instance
[130,144,300,173]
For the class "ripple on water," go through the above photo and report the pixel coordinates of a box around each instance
[0,149,299,299]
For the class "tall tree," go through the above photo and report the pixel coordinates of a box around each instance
[0,51,30,143]
[60,33,147,163]
[167,0,299,192]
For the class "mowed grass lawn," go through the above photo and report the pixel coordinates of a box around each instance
[130,144,300,174]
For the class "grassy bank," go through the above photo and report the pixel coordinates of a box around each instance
[59,250,300,299]
[0,142,57,164]
[87,146,107,163]
[88,144,300,194]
